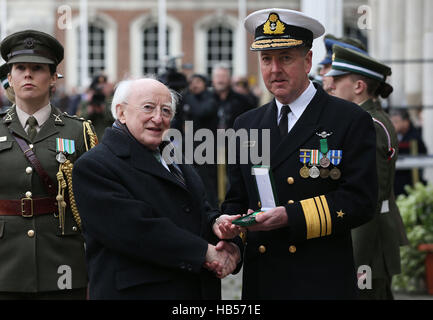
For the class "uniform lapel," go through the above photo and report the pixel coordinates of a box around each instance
[258,100,280,155]
[271,85,329,170]
[2,106,30,142]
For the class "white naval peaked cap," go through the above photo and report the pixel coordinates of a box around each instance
[244,8,325,51]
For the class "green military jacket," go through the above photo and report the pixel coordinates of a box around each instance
[352,99,408,279]
[0,105,96,292]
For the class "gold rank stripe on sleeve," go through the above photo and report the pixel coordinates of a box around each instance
[300,195,332,239]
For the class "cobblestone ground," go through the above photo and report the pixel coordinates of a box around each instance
[221,268,242,300]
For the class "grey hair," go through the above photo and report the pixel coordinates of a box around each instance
[110,75,179,120]
[211,62,231,77]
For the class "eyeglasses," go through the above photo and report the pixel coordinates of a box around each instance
[123,102,173,119]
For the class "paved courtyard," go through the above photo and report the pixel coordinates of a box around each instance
[221,268,433,300]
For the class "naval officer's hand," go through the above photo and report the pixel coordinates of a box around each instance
[246,206,289,232]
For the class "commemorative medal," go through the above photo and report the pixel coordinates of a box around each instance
[299,149,311,179]
[319,155,330,168]
[300,166,310,178]
[309,149,320,178]
[56,138,75,163]
[309,166,320,179]
[330,167,341,180]
[56,152,67,163]
[318,136,330,168]
[329,149,343,180]
[320,168,330,179]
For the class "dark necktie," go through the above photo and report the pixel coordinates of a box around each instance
[278,105,291,137]
[154,151,186,186]
[26,116,38,141]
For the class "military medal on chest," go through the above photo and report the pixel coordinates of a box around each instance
[298,131,343,180]
[316,131,331,168]
[309,150,320,179]
[329,149,343,180]
[299,149,311,178]
[56,138,75,163]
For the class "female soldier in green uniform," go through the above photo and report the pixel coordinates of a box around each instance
[0,30,97,299]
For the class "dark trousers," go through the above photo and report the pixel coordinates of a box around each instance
[0,288,87,300]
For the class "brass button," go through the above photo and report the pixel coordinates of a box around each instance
[72,226,78,232]
[287,200,295,204]
[26,167,33,174]
[287,177,295,185]
[258,245,266,254]
[25,191,32,198]
[258,201,261,208]
[27,230,35,238]
[289,245,296,253]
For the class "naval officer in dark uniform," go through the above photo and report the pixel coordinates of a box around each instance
[220,8,378,299]
[0,30,97,299]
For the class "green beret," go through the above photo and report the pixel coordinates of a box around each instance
[0,29,64,66]
[326,44,391,81]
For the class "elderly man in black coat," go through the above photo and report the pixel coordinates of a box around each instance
[73,77,242,300]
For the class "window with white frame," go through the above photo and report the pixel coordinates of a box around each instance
[206,25,233,77]
[77,24,106,79]
[142,24,170,74]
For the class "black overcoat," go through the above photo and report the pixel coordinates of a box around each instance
[73,127,223,299]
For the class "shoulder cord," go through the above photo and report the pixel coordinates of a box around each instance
[372,117,395,161]
[83,121,98,151]
[56,121,98,232]
[57,160,81,232]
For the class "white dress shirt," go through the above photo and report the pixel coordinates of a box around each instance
[275,81,317,133]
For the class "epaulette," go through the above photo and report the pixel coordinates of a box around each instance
[61,112,98,149]
[62,111,86,121]
[0,107,10,118]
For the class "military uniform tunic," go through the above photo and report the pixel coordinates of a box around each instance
[351,99,408,283]
[0,105,92,292]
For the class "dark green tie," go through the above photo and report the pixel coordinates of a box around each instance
[26,116,38,141]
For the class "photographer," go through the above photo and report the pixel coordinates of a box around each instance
[77,74,115,140]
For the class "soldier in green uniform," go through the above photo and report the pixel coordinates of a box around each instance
[326,45,409,299]
[0,30,97,299]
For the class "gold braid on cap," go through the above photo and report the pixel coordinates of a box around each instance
[83,120,98,151]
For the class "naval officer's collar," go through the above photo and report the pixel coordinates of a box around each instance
[16,103,51,129]
[275,80,317,122]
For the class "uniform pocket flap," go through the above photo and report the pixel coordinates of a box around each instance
[0,141,13,152]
